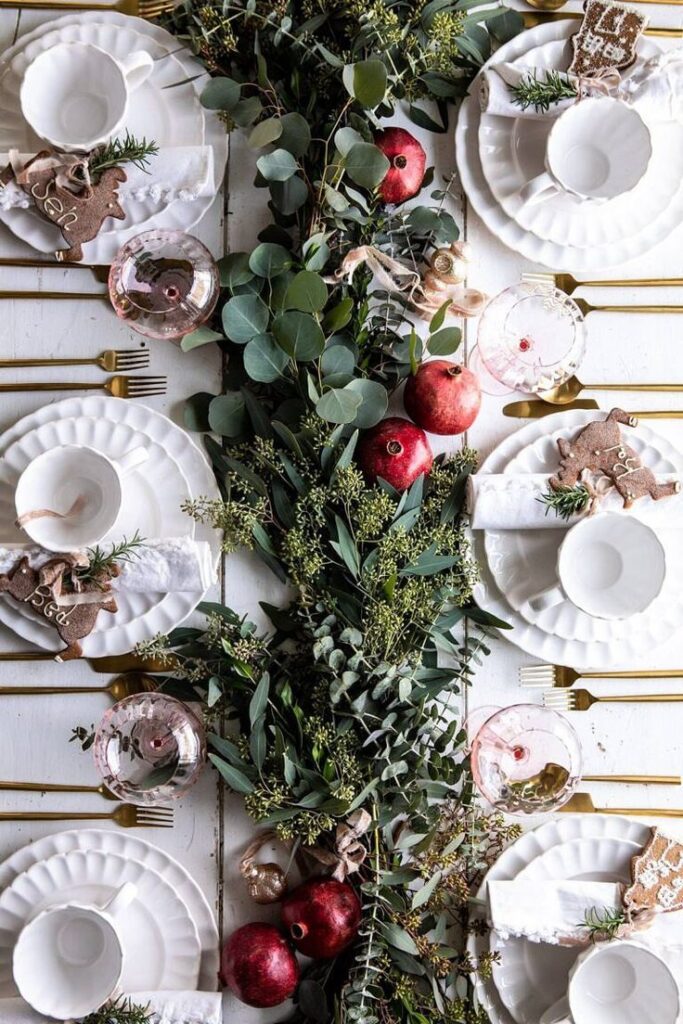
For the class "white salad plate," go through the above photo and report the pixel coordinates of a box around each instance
[0,829,219,990]
[471,410,683,667]
[470,814,651,1024]
[484,421,683,644]
[0,396,220,657]
[0,848,201,995]
[478,37,683,249]
[0,12,227,263]
[456,22,683,270]
[0,415,194,651]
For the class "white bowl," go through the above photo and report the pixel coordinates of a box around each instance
[569,940,680,1024]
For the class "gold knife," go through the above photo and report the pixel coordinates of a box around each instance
[521,11,683,37]
[504,399,683,419]
[0,652,176,673]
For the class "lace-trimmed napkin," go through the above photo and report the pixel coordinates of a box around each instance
[0,991,222,1023]
[0,147,215,212]
[0,537,216,593]
[467,473,683,530]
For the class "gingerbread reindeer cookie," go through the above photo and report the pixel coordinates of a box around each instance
[550,408,681,509]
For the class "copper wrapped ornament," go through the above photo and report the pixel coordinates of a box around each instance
[239,831,288,904]
[412,241,488,320]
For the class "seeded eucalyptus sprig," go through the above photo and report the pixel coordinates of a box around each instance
[509,70,578,112]
[538,484,591,520]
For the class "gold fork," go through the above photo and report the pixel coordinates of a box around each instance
[0,376,166,397]
[0,258,109,284]
[561,793,683,817]
[504,399,683,419]
[544,688,683,712]
[0,805,173,827]
[520,664,683,689]
[523,271,683,296]
[573,298,683,316]
[0,0,173,15]
[0,673,157,701]
[521,11,683,37]
[0,350,150,372]
[0,652,176,673]
[0,780,120,800]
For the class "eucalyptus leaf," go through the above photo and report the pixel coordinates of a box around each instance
[345,378,388,428]
[321,345,355,378]
[257,148,298,182]
[248,242,292,278]
[248,116,283,149]
[343,59,388,108]
[184,391,213,432]
[270,175,308,214]
[208,392,247,437]
[273,311,325,361]
[284,270,328,313]
[243,333,289,383]
[208,754,254,794]
[344,143,390,190]
[180,325,223,351]
[278,111,311,156]
[428,326,462,356]
[322,297,353,333]
[201,77,240,110]
[316,387,363,424]
[219,252,253,290]
[231,96,263,127]
[334,126,364,156]
[222,294,270,343]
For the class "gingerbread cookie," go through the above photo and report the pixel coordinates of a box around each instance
[0,151,126,263]
[624,828,683,914]
[0,555,118,661]
[569,0,648,78]
[550,408,681,509]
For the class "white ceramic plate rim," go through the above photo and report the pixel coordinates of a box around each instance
[0,847,201,994]
[0,396,220,656]
[0,827,218,991]
[455,22,683,271]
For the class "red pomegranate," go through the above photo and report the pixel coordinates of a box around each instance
[375,127,426,205]
[281,878,362,959]
[221,922,299,1007]
[404,360,481,435]
[356,417,433,491]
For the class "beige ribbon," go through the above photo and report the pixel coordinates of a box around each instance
[10,148,92,193]
[15,494,87,529]
[305,809,372,881]
[328,245,421,295]
[576,67,622,102]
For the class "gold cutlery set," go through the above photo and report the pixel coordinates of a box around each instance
[0,347,166,398]
[0,667,175,828]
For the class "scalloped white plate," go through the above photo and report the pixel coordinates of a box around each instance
[484,422,683,644]
[0,848,200,994]
[477,37,683,250]
[0,829,218,991]
[469,814,650,1024]
[0,396,220,656]
[471,409,683,667]
[456,22,683,270]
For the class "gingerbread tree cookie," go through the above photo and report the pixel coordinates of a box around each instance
[624,828,683,914]
[569,0,648,78]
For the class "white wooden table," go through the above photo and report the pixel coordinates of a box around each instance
[1,6,683,1019]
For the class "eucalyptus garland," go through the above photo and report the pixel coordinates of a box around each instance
[143,3,527,1021]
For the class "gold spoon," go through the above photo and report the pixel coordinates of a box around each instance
[538,377,683,405]
[503,398,683,419]
[526,0,683,10]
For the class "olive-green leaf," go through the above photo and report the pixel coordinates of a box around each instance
[342,59,388,108]
[270,175,308,214]
[218,252,253,290]
[184,392,213,432]
[272,311,325,361]
[201,77,240,110]
[222,294,270,343]
[381,923,419,955]
[344,142,390,190]
[243,333,289,383]
[278,112,311,156]
[345,378,388,428]
[231,96,263,127]
[257,148,298,182]
[208,754,254,794]
[180,326,223,351]
[284,271,328,313]
[249,671,270,726]
[248,242,292,279]
[316,387,363,424]
[208,392,247,437]
[248,116,283,149]
[428,326,462,356]
[322,297,353,333]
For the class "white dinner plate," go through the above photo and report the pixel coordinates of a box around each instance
[478,37,683,249]
[455,22,683,270]
[471,409,683,667]
[0,828,218,990]
[484,420,683,643]
[469,814,650,1024]
[0,848,201,995]
[0,12,227,263]
[0,396,220,657]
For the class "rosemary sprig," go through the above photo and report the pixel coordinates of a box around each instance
[538,484,591,521]
[89,131,159,181]
[79,996,152,1024]
[76,530,145,587]
[509,70,578,113]
[582,905,627,943]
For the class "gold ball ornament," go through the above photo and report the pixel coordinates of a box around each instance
[242,860,288,904]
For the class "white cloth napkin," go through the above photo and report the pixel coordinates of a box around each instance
[467,473,682,530]
[0,991,222,1023]
[0,146,215,212]
[0,537,216,592]
[479,63,577,119]
[619,48,683,124]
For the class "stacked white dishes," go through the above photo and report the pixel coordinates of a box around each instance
[455,23,683,270]
[470,410,683,668]
[0,829,219,1001]
[0,396,221,656]
[0,12,228,263]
